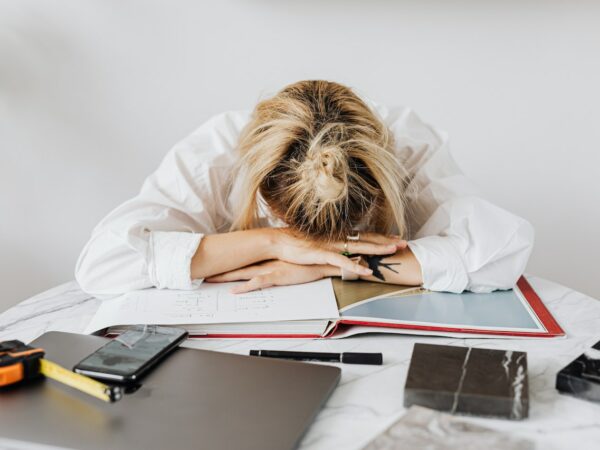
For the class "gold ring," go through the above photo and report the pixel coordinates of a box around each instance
[347,232,360,241]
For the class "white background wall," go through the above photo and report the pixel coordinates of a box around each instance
[1,0,599,312]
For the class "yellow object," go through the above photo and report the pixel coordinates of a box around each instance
[39,359,122,403]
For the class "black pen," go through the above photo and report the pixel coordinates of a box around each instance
[249,350,382,365]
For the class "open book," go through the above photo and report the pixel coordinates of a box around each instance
[85,276,564,339]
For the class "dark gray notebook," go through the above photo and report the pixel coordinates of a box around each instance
[0,332,340,450]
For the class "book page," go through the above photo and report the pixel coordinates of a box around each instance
[340,287,544,332]
[332,279,421,310]
[85,279,339,334]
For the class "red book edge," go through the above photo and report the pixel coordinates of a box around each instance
[328,275,565,339]
[105,275,565,339]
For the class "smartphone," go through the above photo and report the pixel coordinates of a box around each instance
[73,325,188,382]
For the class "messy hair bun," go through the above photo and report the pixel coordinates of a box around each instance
[232,80,407,241]
[300,127,349,203]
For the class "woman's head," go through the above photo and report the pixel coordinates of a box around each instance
[233,80,407,241]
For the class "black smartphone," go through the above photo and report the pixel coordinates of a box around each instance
[73,325,188,382]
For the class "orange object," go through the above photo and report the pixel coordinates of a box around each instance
[0,340,44,387]
[0,340,121,402]
[0,363,24,386]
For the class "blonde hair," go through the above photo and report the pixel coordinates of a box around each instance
[231,80,408,241]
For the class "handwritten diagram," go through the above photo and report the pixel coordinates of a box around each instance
[85,279,339,334]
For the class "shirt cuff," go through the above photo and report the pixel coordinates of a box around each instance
[407,236,469,293]
[148,231,204,290]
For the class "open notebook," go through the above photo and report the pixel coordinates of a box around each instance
[85,276,564,339]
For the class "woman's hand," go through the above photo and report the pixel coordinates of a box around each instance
[206,260,339,294]
[268,228,407,278]
[191,228,406,281]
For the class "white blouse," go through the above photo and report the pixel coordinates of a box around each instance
[75,103,534,297]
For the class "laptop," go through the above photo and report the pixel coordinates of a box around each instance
[0,332,340,450]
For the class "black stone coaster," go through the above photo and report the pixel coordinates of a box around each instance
[404,343,529,420]
[556,340,600,403]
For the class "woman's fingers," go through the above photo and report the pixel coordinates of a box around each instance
[331,233,408,255]
[231,274,276,294]
[330,240,398,256]
[346,241,398,255]
[322,251,372,276]
[359,232,408,249]
[358,232,404,246]
[360,232,407,248]
[229,264,328,293]
[206,265,266,282]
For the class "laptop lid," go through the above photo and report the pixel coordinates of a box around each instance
[0,332,340,450]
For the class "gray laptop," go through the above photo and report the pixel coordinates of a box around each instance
[0,332,340,450]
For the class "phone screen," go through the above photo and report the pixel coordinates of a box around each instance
[74,326,187,381]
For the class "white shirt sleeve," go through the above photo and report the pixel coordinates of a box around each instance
[77,102,533,297]
[384,107,535,293]
[75,111,250,296]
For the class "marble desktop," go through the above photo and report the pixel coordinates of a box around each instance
[364,406,535,450]
[0,276,599,450]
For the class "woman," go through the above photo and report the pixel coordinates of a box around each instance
[75,80,534,296]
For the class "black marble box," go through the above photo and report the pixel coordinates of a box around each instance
[404,343,528,420]
[556,340,600,403]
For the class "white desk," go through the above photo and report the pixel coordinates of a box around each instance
[0,276,599,449]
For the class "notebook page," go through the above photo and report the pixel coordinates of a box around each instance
[85,279,339,334]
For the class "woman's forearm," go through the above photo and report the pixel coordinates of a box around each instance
[319,247,423,286]
[191,229,276,280]
[358,247,423,286]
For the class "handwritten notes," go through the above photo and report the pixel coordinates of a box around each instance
[84,279,339,334]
